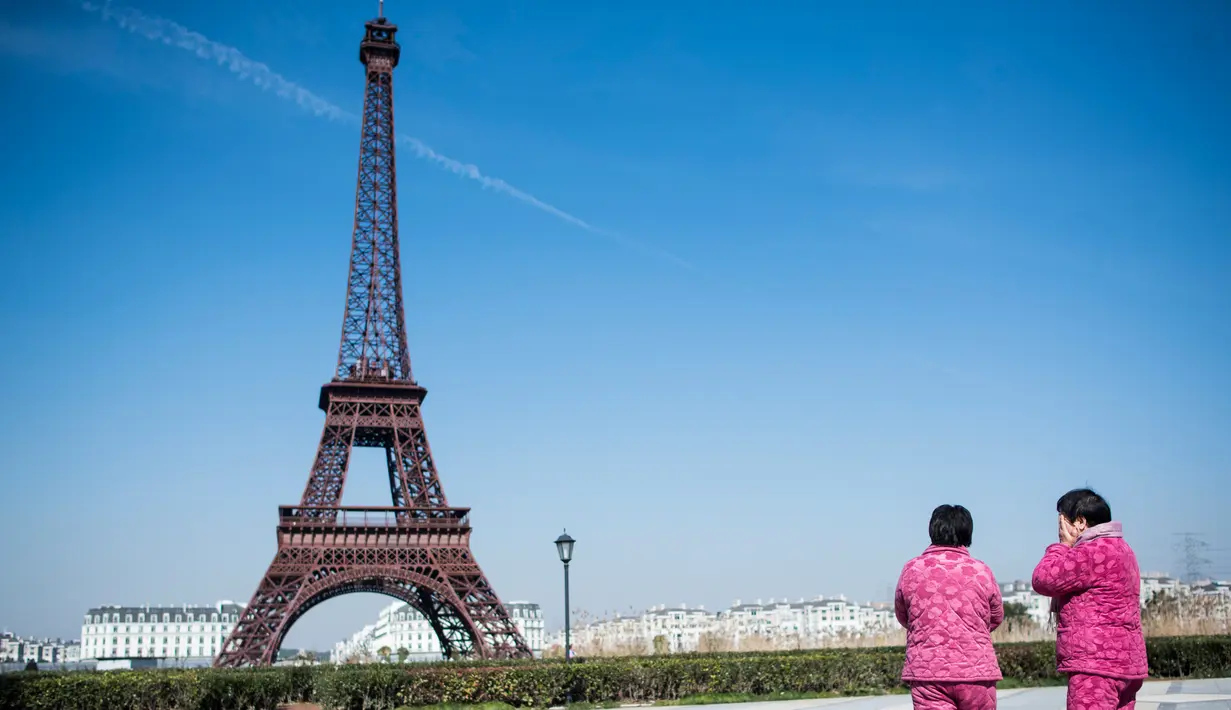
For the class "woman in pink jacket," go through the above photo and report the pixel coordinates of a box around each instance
[896,504,1004,710]
[1032,489,1148,710]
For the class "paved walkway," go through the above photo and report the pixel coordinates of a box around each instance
[275,680,1231,710]
[699,679,1231,710]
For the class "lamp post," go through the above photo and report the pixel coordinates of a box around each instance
[554,531,575,662]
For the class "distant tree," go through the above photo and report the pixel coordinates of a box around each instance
[1004,602,1032,623]
[377,646,392,663]
[354,637,376,664]
[652,635,669,655]
[396,647,409,664]
[23,660,38,672]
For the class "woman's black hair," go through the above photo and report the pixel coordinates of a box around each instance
[1057,488,1112,526]
[929,504,973,547]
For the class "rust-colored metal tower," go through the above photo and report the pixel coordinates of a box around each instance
[214,11,531,667]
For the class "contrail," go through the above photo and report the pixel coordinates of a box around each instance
[79,0,693,269]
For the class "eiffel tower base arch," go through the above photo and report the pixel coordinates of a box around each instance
[216,507,528,666]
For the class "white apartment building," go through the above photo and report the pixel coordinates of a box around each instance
[998,573,1230,627]
[719,596,893,644]
[79,601,244,661]
[570,606,694,654]
[1147,577,1231,618]
[0,633,80,664]
[571,614,650,653]
[508,601,546,653]
[1000,581,1053,627]
[335,623,379,662]
[573,596,895,654]
[1141,573,1185,603]
[333,600,545,663]
[1191,580,1231,616]
[1193,580,1231,599]
[645,605,713,652]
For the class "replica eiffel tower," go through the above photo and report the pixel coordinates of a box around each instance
[214,8,532,667]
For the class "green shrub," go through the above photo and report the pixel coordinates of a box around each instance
[1,636,1227,710]
[1145,635,1231,679]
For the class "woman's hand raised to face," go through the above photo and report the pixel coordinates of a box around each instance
[1058,514,1080,547]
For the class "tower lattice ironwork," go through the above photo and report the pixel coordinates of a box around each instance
[214,13,531,668]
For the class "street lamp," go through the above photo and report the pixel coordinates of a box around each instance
[554,531,575,662]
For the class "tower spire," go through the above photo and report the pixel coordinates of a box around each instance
[337,11,407,383]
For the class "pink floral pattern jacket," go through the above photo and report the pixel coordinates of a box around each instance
[895,545,1004,682]
[1031,523,1148,679]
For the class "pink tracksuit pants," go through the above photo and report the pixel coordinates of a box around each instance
[909,681,997,710]
[1067,674,1144,710]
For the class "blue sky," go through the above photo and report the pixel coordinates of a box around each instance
[1,0,1228,650]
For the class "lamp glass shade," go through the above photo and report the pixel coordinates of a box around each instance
[554,532,575,563]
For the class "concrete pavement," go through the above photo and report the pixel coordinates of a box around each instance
[685,678,1231,710]
[275,679,1231,710]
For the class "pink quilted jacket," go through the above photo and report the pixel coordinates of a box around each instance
[895,545,1004,682]
[1031,525,1148,679]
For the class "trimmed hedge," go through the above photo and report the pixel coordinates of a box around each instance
[2,636,1229,710]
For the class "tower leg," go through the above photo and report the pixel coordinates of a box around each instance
[436,548,533,658]
[215,540,524,667]
[299,401,359,511]
[216,559,309,667]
